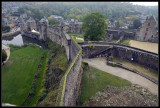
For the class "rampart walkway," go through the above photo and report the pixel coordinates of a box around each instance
[83,58,158,95]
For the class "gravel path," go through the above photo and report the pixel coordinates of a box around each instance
[83,58,158,95]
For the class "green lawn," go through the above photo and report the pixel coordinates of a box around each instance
[111,39,118,43]
[120,39,131,46]
[68,32,84,38]
[2,45,47,106]
[80,65,131,104]
[68,32,84,43]
[71,36,84,43]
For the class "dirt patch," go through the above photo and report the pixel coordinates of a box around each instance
[84,84,158,106]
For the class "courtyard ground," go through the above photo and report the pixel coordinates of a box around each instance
[82,58,158,95]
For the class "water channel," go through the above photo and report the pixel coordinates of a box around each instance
[2,34,48,49]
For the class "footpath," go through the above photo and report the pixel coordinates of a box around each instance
[82,58,158,95]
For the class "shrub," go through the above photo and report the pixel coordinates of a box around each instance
[2,50,7,63]
[82,62,89,71]
[2,25,10,33]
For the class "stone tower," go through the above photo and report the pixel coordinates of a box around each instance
[27,17,37,31]
[39,17,48,41]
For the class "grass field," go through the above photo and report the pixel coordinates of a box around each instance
[68,32,84,43]
[80,65,131,104]
[68,32,84,38]
[120,39,131,45]
[2,45,48,105]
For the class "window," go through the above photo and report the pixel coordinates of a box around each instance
[144,36,146,40]
[145,32,147,36]
[146,28,148,31]
[148,23,150,26]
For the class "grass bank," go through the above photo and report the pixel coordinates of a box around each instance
[120,39,131,45]
[2,44,48,105]
[36,38,69,106]
[80,63,131,104]
[112,57,158,80]
[68,32,84,38]
[68,32,84,43]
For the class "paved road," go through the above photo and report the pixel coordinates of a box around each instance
[83,58,158,95]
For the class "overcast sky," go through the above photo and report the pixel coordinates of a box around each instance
[130,2,158,6]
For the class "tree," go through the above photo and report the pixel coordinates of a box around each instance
[119,21,124,27]
[115,21,120,28]
[133,19,142,29]
[48,17,60,25]
[128,25,133,29]
[82,12,108,41]
[2,25,10,33]
[2,50,7,64]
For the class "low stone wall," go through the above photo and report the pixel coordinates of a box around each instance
[107,61,158,85]
[2,30,21,38]
[79,42,158,71]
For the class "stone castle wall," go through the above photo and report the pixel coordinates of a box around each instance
[65,24,83,34]
[79,42,158,71]
[44,23,83,106]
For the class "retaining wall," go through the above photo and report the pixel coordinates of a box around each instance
[107,61,158,85]
[79,42,158,71]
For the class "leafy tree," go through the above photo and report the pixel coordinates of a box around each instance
[2,50,7,64]
[128,25,133,29]
[133,19,142,29]
[48,17,60,25]
[2,25,10,33]
[106,19,110,23]
[119,21,124,27]
[17,7,25,14]
[115,21,120,28]
[82,12,108,41]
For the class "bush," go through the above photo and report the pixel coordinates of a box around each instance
[2,25,10,33]
[2,50,7,63]
[82,62,89,71]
